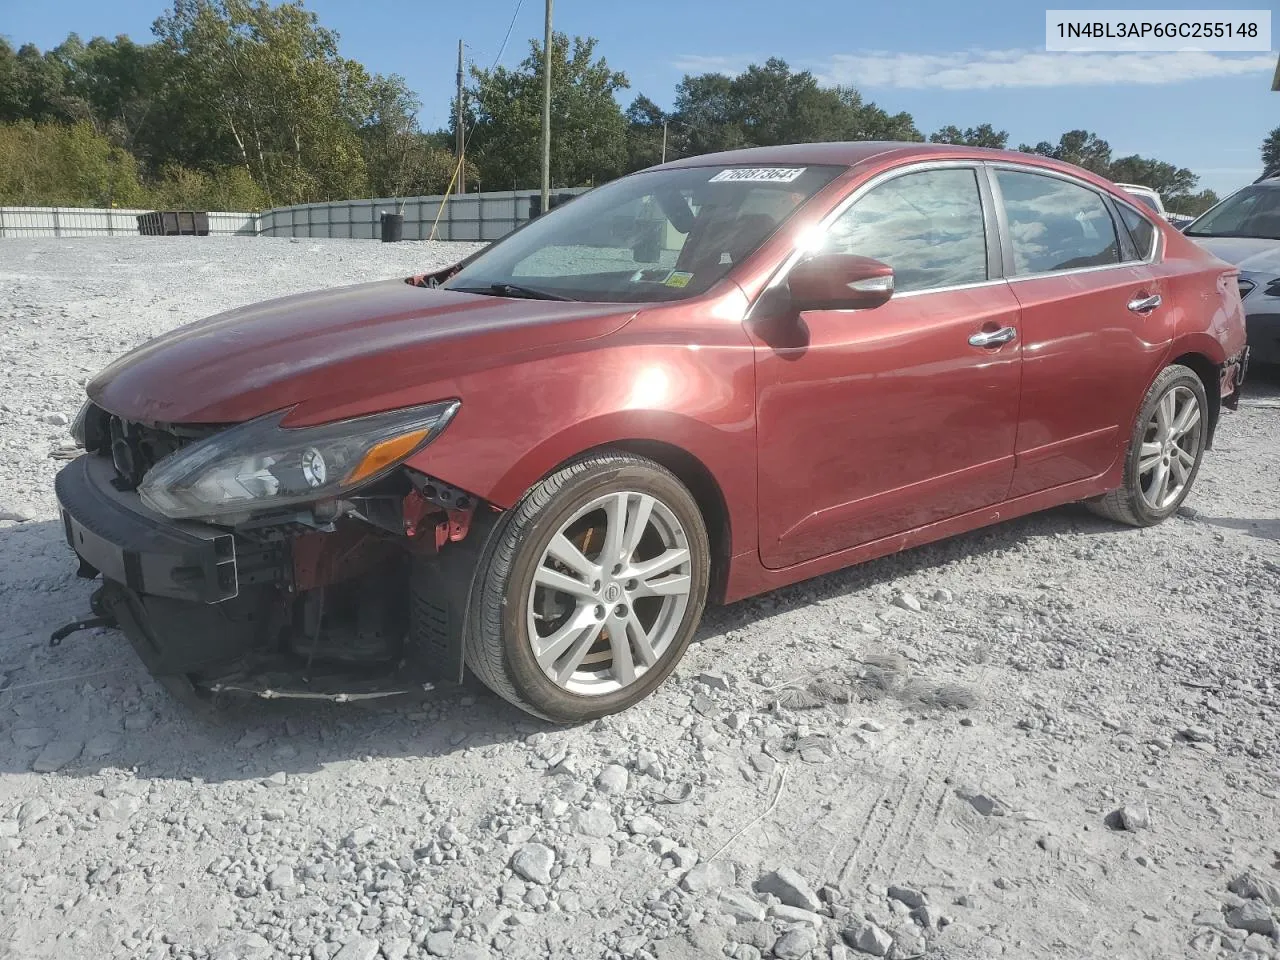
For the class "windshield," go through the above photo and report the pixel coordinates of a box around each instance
[1185,183,1280,239]
[444,164,844,302]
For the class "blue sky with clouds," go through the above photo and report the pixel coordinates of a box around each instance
[3,0,1276,196]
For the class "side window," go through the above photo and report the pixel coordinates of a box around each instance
[823,168,988,293]
[1116,203,1156,260]
[996,170,1120,274]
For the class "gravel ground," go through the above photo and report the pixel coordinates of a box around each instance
[1,237,1279,960]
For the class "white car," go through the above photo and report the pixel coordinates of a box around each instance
[1116,183,1193,226]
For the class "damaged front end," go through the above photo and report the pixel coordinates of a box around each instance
[53,401,498,703]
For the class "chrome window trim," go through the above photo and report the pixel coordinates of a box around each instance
[986,161,1163,267]
[747,157,1164,320]
[893,277,1008,299]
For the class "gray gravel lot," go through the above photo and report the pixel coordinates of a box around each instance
[1,237,1279,960]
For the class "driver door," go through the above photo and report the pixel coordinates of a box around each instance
[751,164,1023,569]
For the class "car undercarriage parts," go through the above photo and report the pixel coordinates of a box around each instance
[49,615,116,647]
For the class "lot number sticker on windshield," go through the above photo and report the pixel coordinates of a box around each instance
[708,167,806,183]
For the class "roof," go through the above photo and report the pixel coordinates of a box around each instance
[656,140,1095,175]
[654,141,1123,192]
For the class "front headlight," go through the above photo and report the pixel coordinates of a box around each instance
[138,400,459,521]
[70,399,92,448]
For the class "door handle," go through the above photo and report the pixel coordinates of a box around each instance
[1128,293,1162,314]
[968,326,1017,348]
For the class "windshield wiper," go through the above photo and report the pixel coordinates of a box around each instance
[1186,231,1280,240]
[453,282,576,301]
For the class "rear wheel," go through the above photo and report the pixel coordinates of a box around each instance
[1088,363,1207,526]
[465,451,710,723]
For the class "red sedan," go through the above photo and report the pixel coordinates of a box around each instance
[55,142,1249,722]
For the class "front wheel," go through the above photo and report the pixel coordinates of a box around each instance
[465,451,710,723]
[1088,363,1208,527]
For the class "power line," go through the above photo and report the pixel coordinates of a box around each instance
[492,0,525,69]
[429,0,526,238]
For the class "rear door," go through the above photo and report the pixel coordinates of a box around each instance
[992,166,1171,497]
[752,163,1023,569]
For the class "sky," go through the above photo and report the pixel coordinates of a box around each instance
[2,0,1277,197]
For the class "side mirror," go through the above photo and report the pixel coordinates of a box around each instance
[788,254,894,311]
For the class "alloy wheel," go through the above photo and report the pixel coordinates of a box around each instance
[526,491,693,695]
[1137,384,1202,511]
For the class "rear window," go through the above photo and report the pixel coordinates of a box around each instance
[997,170,1120,275]
[1128,192,1160,213]
[1117,203,1157,260]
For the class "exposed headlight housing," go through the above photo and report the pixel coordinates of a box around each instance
[70,399,92,448]
[138,400,459,521]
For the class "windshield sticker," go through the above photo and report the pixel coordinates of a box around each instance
[663,271,694,288]
[708,167,806,184]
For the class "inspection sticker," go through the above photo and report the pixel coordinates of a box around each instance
[663,271,694,288]
[708,167,806,183]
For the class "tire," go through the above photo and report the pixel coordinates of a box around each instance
[1088,363,1208,527]
[465,451,710,723]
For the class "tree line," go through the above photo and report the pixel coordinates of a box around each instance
[1,0,1267,214]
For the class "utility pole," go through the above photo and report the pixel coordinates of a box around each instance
[456,39,465,195]
[540,0,553,214]
[661,120,667,164]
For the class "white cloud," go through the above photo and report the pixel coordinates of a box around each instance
[670,54,754,75]
[817,49,1276,90]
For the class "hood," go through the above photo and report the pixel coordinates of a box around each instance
[1189,236,1280,276]
[90,279,636,424]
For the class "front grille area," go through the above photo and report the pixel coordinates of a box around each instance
[85,407,221,491]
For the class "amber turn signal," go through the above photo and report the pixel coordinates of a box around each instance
[344,429,430,485]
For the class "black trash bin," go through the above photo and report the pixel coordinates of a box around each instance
[380,212,404,243]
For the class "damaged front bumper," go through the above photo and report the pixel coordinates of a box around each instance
[1222,345,1250,411]
[56,454,239,604]
[53,453,496,702]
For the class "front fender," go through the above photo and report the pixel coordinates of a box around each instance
[407,338,759,561]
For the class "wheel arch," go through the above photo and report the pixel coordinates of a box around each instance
[479,410,751,606]
[1168,350,1221,449]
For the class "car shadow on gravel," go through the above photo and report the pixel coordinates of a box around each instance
[1191,515,1280,541]
[701,500,1129,633]
[0,501,1128,786]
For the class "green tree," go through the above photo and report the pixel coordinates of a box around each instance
[930,123,1008,148]
[0,41,16,121]
[465,33,629,190]
[360,73,423,197]
[0,120,149,205]
[1018,129,1113,174]
[1262,126,1280,178]
[152,0,370,204]
[623,94,668,170]
[74,36,171,161]
[149,162,268,208]
[1165,189,1218,217]
[1107,155,1197,197]
[664,58,920,161]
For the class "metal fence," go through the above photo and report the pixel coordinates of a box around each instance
[0,207,257,238]
[255,188,590,241]
[0,187,590,241]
